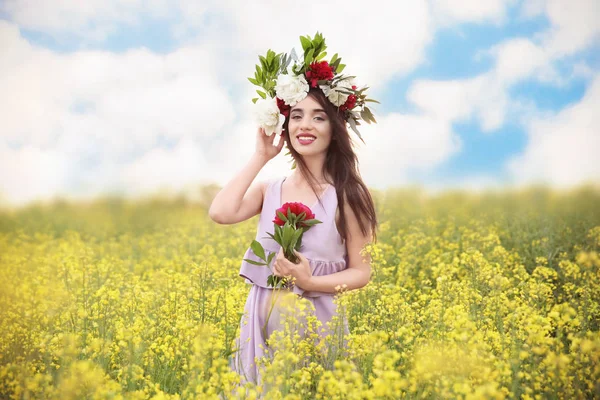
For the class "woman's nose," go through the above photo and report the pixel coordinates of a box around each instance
[300,117,312,129]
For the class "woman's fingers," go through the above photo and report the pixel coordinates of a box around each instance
[277,247,285,260]
[277,133,285,151]
[273,258,292,277]
[273,261,284,277]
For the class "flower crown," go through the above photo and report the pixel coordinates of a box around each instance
[250,32,379,144]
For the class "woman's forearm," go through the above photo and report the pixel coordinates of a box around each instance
[301,266,370,294]
[208,153,267,219]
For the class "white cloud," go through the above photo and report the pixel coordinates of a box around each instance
[520,0,600,55]
[1,0,599,206]
[0,142,70,205]
[506,74,600,187]
[429,0,518,25]
[0,0,174,42]
[0,20,235,205]
[542,0,600,56]
[121,137,209,197]
[407,74,509,132]
[186,0,435,92]
[357,113,463,189]
[490,39,555,84]
[404,0,599,139]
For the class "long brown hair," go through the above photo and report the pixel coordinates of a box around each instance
[282,87,378,244]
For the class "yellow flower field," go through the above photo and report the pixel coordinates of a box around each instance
[1,185,599,399]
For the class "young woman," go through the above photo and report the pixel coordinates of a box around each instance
[208,35,378,384]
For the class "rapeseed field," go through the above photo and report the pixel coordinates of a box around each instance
[0,185,599,399]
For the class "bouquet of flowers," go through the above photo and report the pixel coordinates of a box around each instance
[244,202,321,288]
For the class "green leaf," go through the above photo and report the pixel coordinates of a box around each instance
[290,238,298,252]
[336,89,355,95]
[295,235,303,251]
[282,225,293,247]
[300,36,311,51]
[330,53,339,64]
[304,48,314,66]
[256,90,267,99]
[360,110,370,124]
[276,210,288,222]
[250,240,266,261]
[330,59,341,71]
[267,252,276,264]
[252,98,258,104]
[293,229,303,244]
[301,219,322,227]
[365,98,381,104]
[243,258,267,266]
[316,51,327,61]
[290,47,299,62]
[336,64,346,73]
[248,77,259,85]
[363,106,377,123]
[348,118,365,144]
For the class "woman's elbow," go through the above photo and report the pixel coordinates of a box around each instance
[208,208,227,224]
[356,266,371,289]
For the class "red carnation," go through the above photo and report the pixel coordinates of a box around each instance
[306,61,335,88]
[273,202,315,227]
[276,97,290,118]
[340,94,357,112]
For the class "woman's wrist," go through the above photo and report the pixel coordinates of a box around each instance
[252,152,270,165]
[295,275,314,291]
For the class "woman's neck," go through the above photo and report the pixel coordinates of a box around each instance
[289,171,331,186]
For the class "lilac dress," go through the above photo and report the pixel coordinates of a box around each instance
[231,175,349,384]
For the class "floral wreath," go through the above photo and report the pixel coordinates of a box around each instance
[250,32,379,145]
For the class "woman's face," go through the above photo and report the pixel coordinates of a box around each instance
[287,94,333,157]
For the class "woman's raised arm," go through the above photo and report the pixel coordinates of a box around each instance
[208,128,285,224]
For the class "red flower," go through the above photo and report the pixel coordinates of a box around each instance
[339,94,357,112]
[273,202,315,227]
[306,61,335,88]
[339,85,358,112]
[276,97,290,118]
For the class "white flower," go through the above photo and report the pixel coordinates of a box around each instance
[326,77,356,107]
[275,73,309,106]
[326,87,349,106]
[254,96,285,137]
[319,84,331,96]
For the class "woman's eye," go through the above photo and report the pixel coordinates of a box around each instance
[315,117,325,121]
[292,116,301,120]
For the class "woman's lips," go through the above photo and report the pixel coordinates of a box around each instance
[297,135,316,145]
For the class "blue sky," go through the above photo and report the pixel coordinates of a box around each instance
[0,0,599,205]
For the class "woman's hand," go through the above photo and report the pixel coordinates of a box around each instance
[273,247,313,289]
[255,127,285,162]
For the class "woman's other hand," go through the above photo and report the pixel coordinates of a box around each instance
[273,247,313,289]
